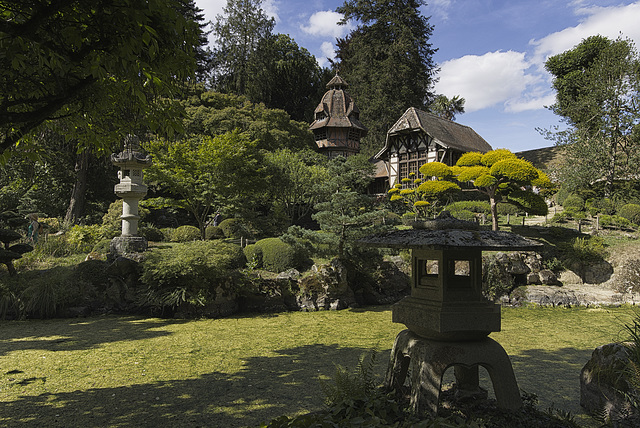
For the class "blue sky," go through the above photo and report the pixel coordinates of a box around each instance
[194,0,640,152]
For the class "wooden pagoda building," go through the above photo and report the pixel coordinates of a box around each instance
[374,107,492,188]
[310,75,368,158]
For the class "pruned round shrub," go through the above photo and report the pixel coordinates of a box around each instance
[140,226,164,242]
[160,228,175,242]
[618,203,640,225]
[254,237,301,273]
[171,225,201,242]
[243,244,263,268]
[205,225,225,240]
[599,214,630,229]
[218,218,246,239]
[497,202,519,215]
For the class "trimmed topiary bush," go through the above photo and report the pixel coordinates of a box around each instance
[171,225,201,242]
[205,225,225,240]
[243,244,263,268]
[618,203,640,225]
[254,237,301,273]
[218,218,246,239]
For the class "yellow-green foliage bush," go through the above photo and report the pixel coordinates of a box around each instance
[218,218,247,238]
[254,237,301,273]
[171,225,201,242]
[205,225,225,240]
[66,224,103,253]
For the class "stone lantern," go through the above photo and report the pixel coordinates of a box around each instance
[359,213,541,415]
[110,135,152,255]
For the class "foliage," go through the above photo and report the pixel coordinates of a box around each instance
[211,0,275,95]
[559,236,608,266]
[545,36,640,195]
[205,225,225,240]
[140,241,245,312]
[450,150,552,230]
[0,0,203,159]
[618,204,640,225]
[334,0,437,154]
[170,225,201,242]
[599,214,631,230]
[253,238,304,273]
[429,94,466,121]
[144,131,262,239]
[218,218,248,239]
[243,244,263,269]
[263,149,329,227]
[181,89,315,152]
[246,34,330,122]
[65,225,104,253]
[139,226,164,242]
[562,195,585,212]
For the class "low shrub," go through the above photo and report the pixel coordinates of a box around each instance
[170,225,201,242]
[497,202,520,215]
[92,238,112,254]
[562,194,585,212]
[243,244,263,268]
[254,237,302,273]
[140,241,245,312]
[618,204,640,225]
[66,224,103,253]
[160,228,175,242]
[205,225,225,240]
[588,197,616,216]
[140,226,164,242]
[560,236,607,265]
[599,214,631,230]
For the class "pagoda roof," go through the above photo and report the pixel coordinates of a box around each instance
[309,75,368,134]
[375,107,492,159]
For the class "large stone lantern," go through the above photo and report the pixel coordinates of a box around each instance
[110,135,152,255]
[359,213,541,415]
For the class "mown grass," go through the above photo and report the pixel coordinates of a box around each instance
[1,305,637,427]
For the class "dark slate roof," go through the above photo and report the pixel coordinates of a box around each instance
[516,145,565,172]
[375,107,492,159]
[309,75,368,134]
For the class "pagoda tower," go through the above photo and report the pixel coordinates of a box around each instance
[309,75,368,158]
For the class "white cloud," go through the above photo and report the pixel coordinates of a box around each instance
[301,11,350,38]
[435,51,539,112]
[531,2,640,66]
[425,0,453,21]
[315,42,336,68]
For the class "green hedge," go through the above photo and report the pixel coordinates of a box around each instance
[171,225,201,242]
[618,203,640,225]
[243,244,263,268]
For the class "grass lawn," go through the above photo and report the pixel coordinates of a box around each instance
[1,305,638,427]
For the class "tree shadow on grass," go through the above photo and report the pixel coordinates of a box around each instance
[0,316,188,356]
[0,344,389,428]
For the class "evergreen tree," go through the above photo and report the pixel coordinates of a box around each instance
[429,95,466,121]
[334,0,437,156]
[211,0,275,95]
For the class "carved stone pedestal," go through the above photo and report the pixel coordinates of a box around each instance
[385,329,522,416]
[110,236,148,255]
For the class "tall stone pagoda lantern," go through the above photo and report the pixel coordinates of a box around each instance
[110,135,152,254]
[359,213,542,416]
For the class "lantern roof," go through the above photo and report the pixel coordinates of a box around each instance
[359,212,541,251]
[111,135,152,166]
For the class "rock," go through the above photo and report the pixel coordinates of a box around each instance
[583,261,614,284]
[560,270,583,285]
[507,284,639,307]
[526,272,541,285]
[276,269,300,281]
[297,258,356,311]
[580,342,639,424]
[538,269,558,285]
[506,253,530,275]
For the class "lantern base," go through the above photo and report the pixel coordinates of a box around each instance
[392,296,500,341]
[110,236,148,255]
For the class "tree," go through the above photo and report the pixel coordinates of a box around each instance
[388,171,461,219]
[211,0,275,95]
[0,0,202,159]
[429,95,465,121]
[246,34,331,122]
[181,89,315,151]
[545,36,640,196]
[312,155,384,258]
[263,149,329,226]
[420,149,551,231]
[144,130,262,239]
[334,0,437,155]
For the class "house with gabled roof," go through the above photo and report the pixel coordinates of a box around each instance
[373,107,493,189]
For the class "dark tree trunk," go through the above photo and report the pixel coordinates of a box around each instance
[64,151,90,225]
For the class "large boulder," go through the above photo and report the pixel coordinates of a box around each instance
[297,259,356,311]
[581,342,639,424]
